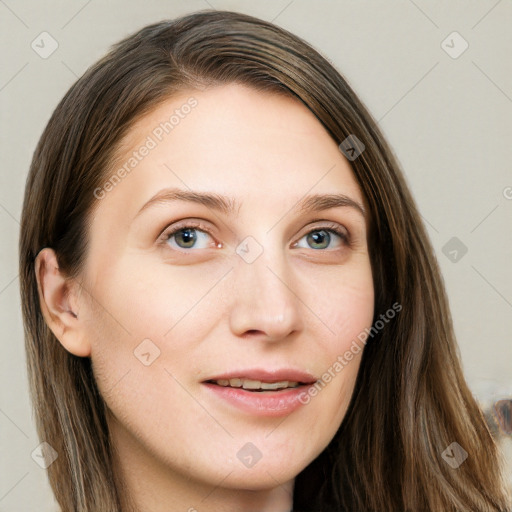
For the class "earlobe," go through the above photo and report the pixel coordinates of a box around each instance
[35,248,91,357]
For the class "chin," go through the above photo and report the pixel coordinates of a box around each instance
[219,461,302,490]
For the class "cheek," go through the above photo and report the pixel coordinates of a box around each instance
[328,283,375,350]
[302,259,375,356]
[82,255,224,405]
[288,259,374,431]
[85,252,217,346]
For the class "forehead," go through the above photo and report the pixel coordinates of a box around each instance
[92,83,365,225]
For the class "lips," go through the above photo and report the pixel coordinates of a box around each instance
[201,368,318,416]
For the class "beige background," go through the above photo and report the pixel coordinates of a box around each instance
[1,1,511,510]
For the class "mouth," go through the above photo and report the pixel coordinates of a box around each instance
[202,369,318,416]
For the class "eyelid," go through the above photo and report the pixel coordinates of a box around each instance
[292,221,350,249]
[296,221,349,241]
[159,219,219,249]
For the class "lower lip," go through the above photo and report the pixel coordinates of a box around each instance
[202,382,314,417]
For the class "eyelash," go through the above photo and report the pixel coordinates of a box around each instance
[160,220,350,252]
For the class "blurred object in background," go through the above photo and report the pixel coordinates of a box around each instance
[471,378,512,491]
[493,399,512,436]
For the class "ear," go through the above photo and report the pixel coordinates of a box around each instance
[35,248,91,357]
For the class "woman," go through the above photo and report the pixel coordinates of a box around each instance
[19,10,512,512]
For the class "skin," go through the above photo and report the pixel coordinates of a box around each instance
[36,83,375,512]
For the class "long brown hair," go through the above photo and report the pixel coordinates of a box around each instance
[19,10,511,511]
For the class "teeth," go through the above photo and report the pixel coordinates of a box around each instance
[261,380,293,389]
[212,378,300,390]
[242,379,261,390]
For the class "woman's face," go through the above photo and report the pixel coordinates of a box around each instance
[77,83,374,499]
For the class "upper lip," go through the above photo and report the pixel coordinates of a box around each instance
[203,368,318,384]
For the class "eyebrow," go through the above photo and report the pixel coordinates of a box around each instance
[134,187,366,219]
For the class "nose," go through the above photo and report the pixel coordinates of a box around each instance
[228,247,304,342]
